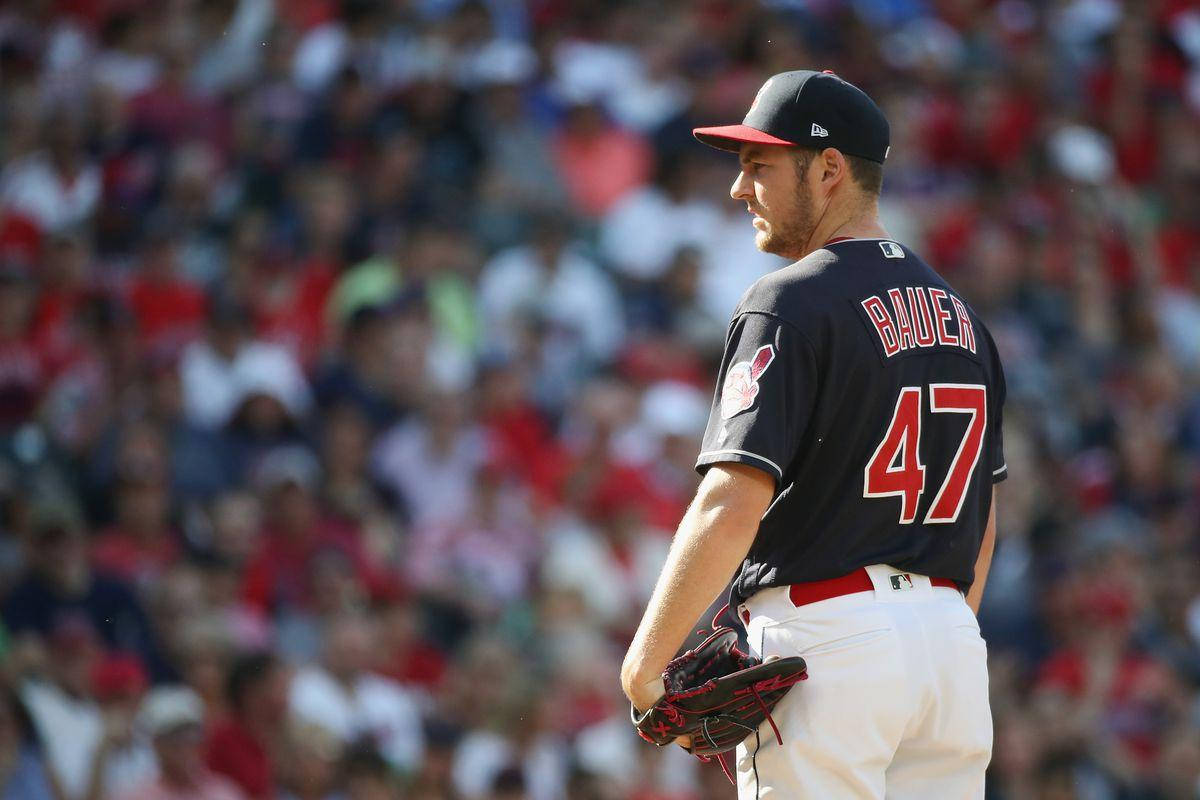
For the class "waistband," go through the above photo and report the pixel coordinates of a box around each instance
[739,566,960,623]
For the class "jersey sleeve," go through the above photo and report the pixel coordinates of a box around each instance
[695,312,818,486]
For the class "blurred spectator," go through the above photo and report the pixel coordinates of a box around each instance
[551,99,651,218]
[477,214,625,382]
[240,445,375,625]
[312,306,403,431]
[180,300,310,435]
[92,429,180,588]
[20,643,155,800]
[0,684,56,800]
[277,721,342,800]
[119,685,244,800]
[124,226,208,358]
[0,110,99,234]
[372,391,486,527]
[205,652,289,800]
[3,505,165,676]
[288,613,424,775]
[341,745,397,800]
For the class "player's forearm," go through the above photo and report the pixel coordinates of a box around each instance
[621,466,770,704]
[965,487,997,614]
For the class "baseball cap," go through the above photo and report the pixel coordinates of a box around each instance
[693,70,890,163]
[138,686,205,738]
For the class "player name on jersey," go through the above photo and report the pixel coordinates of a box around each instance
[860,286,977,358]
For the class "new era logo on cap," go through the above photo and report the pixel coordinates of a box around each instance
[811,123,829,137]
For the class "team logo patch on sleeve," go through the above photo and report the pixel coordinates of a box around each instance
[720,344,776,419]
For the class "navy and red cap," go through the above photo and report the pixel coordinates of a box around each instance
[694,69,890,164]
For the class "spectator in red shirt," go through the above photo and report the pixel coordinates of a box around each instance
[552,100,652,218]
[240,446,372,616]
[205,652,290,800]
[124,226,207,357]
[92,439,180,589]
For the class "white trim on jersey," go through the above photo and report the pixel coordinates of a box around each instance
[697,448,784,480]
[992,464,1007,476]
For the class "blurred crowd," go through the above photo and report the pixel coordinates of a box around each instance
[0,0,1195,798]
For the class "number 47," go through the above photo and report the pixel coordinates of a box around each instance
[864,383,987,525]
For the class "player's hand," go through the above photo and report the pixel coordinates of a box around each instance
[626,674,666,713]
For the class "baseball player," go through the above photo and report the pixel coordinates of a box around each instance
[621,70,1005,798]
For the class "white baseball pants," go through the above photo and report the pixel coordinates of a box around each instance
[734,565,992,799]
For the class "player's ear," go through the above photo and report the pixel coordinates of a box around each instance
[818,148,846,187]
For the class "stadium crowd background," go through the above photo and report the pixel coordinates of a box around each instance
[0,0,1195,798]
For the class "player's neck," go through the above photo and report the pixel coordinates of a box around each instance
[800,201,890,259]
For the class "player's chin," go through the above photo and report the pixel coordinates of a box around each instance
[755,230,788,256]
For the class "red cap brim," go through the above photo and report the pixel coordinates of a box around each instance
[692,124,797,152]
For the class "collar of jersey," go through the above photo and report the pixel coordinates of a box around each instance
[822,237,893,246]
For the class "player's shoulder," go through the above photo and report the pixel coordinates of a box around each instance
[733,247,842,325]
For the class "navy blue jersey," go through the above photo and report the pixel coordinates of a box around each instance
[696,239,1006,600]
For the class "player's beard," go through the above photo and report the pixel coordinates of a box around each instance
[754,166,816,260]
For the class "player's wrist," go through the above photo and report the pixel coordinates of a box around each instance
[626,674,666,713]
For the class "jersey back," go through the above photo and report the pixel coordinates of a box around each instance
[695,239,1007,600]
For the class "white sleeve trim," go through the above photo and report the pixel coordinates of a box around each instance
[992,464,1007,476]
[696,449,783,479]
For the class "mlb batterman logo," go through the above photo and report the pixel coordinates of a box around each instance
[720,344,776,419]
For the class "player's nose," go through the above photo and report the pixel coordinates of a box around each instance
[731,169,753,202]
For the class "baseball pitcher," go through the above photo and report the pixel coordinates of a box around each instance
[621,70,1005,798]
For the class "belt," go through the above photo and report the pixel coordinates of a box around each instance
[789,568,957,608]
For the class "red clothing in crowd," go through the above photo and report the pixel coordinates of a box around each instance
[251,258,337,370]
[240,521,374,614]
[553,125,652,217]
[0,338,44,427]
[205,718,274,800]
[126,275,208,353]
[91,526,181,586]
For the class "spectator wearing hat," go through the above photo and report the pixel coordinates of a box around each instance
[120,686,243,800]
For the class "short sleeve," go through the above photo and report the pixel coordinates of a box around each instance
[695,312,818,486]
[990,349,1007,483]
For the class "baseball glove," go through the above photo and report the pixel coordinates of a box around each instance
[631,627,807,770]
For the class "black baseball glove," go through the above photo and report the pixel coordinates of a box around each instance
[631,627,807,765]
